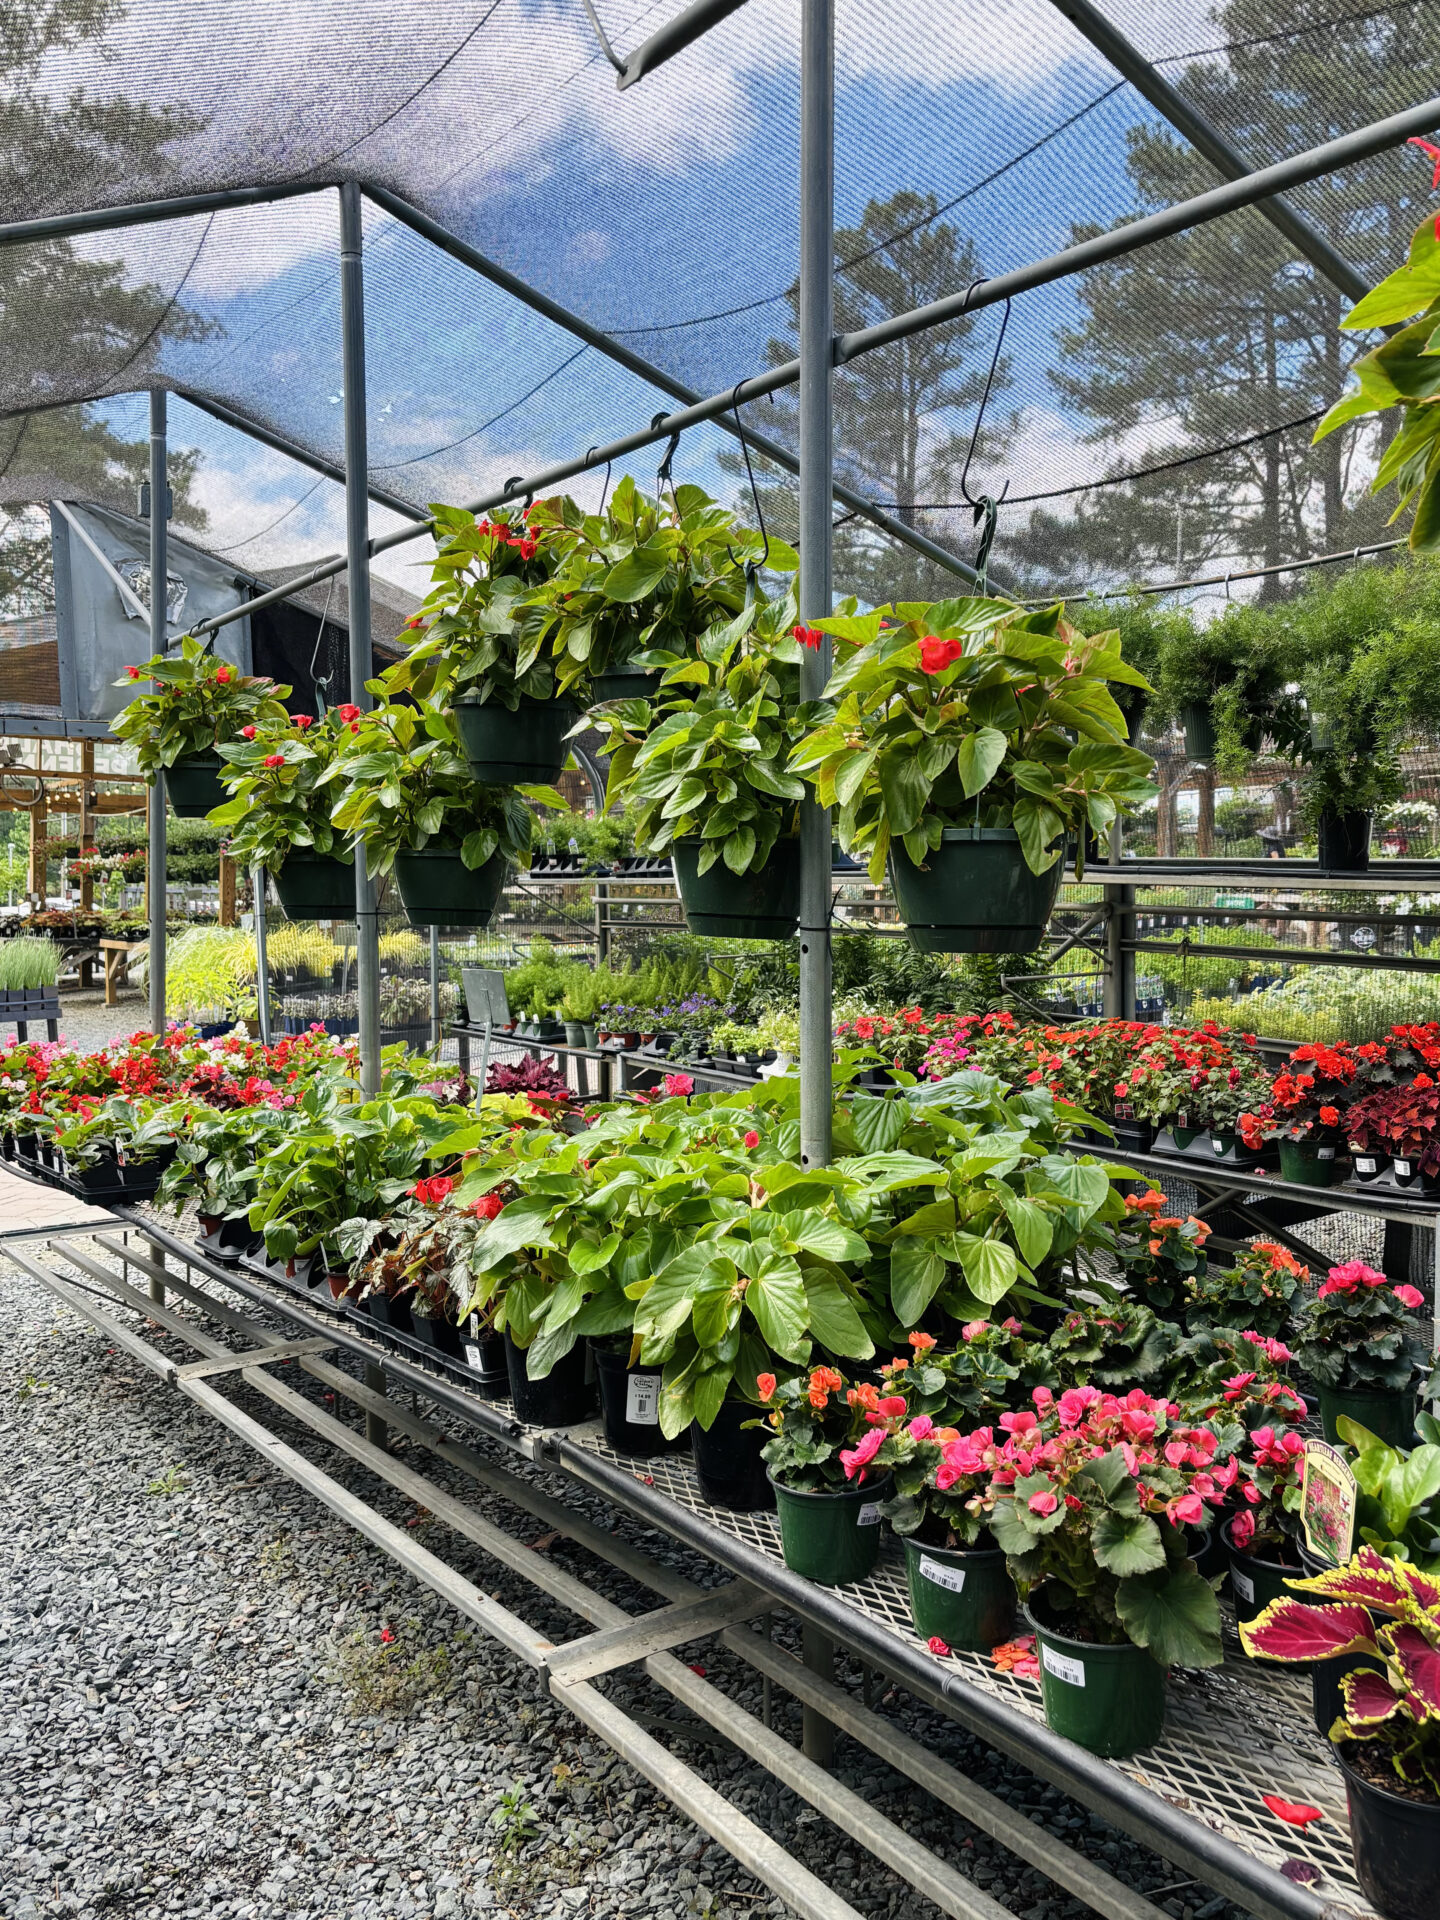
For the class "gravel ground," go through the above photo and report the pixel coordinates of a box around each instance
[0,1255,1261,1920]
[47,989,150,1054]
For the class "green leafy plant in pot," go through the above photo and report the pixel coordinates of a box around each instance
[111,634,291,817]
[971,1385,1226,1756]
[1145,602,1307,768]
[328,701,557,928]
[791,598,1154,951]
[594,583,814,939]
[1241,1550,1440,1920]
[210,706,357,917]
[526,477,793,704]
[755,1365,904,1587]
[381,503,575,782]
[1294,1261,1436,1450]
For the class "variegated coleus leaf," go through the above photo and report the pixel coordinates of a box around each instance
[1340,1666,1404,1728]
[1240,1599,1378,1664]
[1286,1544,1408,1615]
[1387,1621,1440,1719]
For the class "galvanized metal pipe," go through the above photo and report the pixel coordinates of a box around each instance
[252,863,271,1045]
[340,182,382,1096]
[146,389,168,1040]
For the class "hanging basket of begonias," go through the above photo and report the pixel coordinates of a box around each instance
[111,634,291,817]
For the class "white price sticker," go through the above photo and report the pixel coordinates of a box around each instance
[626,1374,661,1426]
[1317,1146,1336,1161]
[1396,1159,1413,1177]
[857,1502,883,1527]
[1041,1644,1085,1688]
[1356,1157,1376,1174]
[1232,1567,1255,1605]
[919,1556,967,1593]
[464,1342,488,1373]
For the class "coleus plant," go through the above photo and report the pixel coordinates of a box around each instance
[1240,1549,1440,1794]
[210,706,355,869]
[962,1385,1227,1667]
[327,700,559,877]
[379,505,557,709]
[1293,1260,1437,1398]
[112,633,291,773]
[1345,1077,1440,1175]
[789,598,1155,881]
[524,478,793,698]
[592,582,814,876]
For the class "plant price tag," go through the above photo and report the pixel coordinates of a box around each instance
[463,1342,486,1372]
[626,1374,661,1426]
[857,1502,883,1527]
[1041,1643,1085,1688]
[1231,1567,1255,1605]
[919,1556,966,1593]
[1301,1439,1358,1566]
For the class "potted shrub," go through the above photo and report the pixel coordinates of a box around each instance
[1145,605,1307,768]
[380,505,576,783]
[110,634,291,817]
[1238,1039,1366,1186]
[526,478,789,704]
[329,702,555,928]
[210,707,357,917]
[1240,1550,1440,1920]
[1294,1261,1435,1449]
[972,1386,1225,1757]
[1346,1078,1440,1191]
[593,590,811,939]
[755,1366,904,1586]
[792,599,1154,951]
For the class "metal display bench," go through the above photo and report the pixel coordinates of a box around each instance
[3,1206,1380,1920]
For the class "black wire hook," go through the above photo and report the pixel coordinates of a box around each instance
[955,286,1012,594]
[309,576,336,717]
[725,383,770,583]
[501,476,534,516]
[652,413,682,507]
[586,446,613,516]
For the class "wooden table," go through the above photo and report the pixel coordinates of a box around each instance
[98,938,141,1006]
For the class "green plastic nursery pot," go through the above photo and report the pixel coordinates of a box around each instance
[888,828,1062,954]
[1180,703,1217,762]
[393,848,506,929]
[1339,1749,1440,1920]
[165,752,228,818]
[453,694,578,784]
[1169,1124,1206,1150]
[768,1472,890,1586]
[590,668,662,703]
[1278,1136,1344,1188]
[902,1536,1014,1651]
[1025,1601,1166,1759]
[673,839,800,940]
[1221,1516,1306,1631]
[1318,1383,1415,1450]
[271,850,357,919]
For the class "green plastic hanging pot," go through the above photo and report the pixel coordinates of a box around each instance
[1169,1124,1206,1150]
[768,1472,889,1586]
[888,827,1062,953]
[673,839,800,939]
[1278,1136,1344,1188]
[1318,1383,1416,1450]
[1180,704,1217,761]
[453,695,578,783]
[1025,1601,1167,1758]
[393,847,506,929]
[271,850,357,919]
[590,668,662,704]
[165,752,228,818]
[902,1536,1014,1651]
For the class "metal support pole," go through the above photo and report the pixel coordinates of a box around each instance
[800,1621,835,1769]
[364,1360,388,1452]
[797,0,834,1176]
[146,1238,166,1309]
[429,925,442,1051]
[146,389,168,1040]
[253,864,271,1047]
[340,181,382,1097]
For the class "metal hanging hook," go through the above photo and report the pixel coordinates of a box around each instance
[501,476,533,515]
[725,383,770,584]
[955,286,1013,593]
[652,412,682,508]
[586,446,613,516]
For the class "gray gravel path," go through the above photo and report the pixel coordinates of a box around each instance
[0,1257,1256,1920]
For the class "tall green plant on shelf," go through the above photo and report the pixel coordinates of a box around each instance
[791,598,1155,880]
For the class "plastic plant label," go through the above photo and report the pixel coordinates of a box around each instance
[463,1342,486,1372]
[919,1556,967,1592]
[857,1502,883,1527]
[1301,1440,1358,1567]
[1317,1146,1336,1161]
[1041,1643,1085,1687]
[626,1374,661,1426]
[1355,1157,1376,1174]
[1396,1159,1413,1177]
[1232,1567,1255,1605]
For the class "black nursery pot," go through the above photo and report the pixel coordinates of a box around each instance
[592,1341,675,1457]
[690,1400,775,1512]
[459,1327,509,1398]
[367,1292,414,1338]
[504,1328,595,1428]
[409,1307,465,1362]
[1339,1750,1440,1920]
[1318,807,1373,874]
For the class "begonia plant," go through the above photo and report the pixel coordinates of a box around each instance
[1293,1260,1436,1399]
[112,633,290,773]
[754,1365,908,1493]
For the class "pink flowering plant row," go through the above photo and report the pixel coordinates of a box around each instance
[1294,1261,1436,1398]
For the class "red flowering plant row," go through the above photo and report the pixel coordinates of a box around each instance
[1238,1039,1376,1150]
[835,1007,975,1079]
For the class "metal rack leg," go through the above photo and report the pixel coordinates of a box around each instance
[147,1240,166,1308]
[365,1361,388,1451]
[801,1623,834,1765]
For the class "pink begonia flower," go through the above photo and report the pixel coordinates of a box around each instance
[1031,1385,1054,1410]
[927,1635,951,1657]
[907,1415,935,1441]
[1027,1489,1059,1516]
[839,1426,886,1480]
[1057,1386,1102,1428]
[1393,1283,1426,1309]
[999,1409,1038,1436]
[934,1463,963,1491]
[1230,1509,1256,1548]
[875,1395,908,1419]
[960,1319,989,1342]
[663,1072,694,1098]
[1168,1493,1205,1526]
